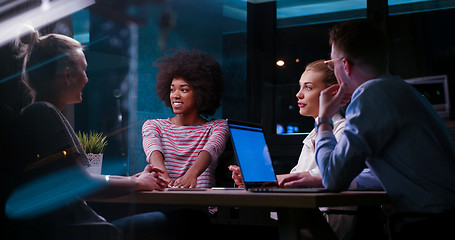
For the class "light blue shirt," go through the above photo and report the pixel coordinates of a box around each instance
[316,74,455,213]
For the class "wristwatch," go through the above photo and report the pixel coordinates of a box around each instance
[314,117,333,132]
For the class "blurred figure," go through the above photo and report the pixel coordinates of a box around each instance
[158,7,177,51]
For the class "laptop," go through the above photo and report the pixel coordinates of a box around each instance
[227,119,326,193]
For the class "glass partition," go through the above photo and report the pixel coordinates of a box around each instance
[273,0,455,136]
[2,0,455,175]
[71,0,247,174]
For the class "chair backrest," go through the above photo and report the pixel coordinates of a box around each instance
[0,104,21,239]
[0,104,17,192]
[448,127,455,142]
[214,137,235,187]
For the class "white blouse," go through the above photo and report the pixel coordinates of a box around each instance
[290,113,345,176]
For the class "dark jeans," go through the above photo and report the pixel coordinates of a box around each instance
[9,209,209,240]
[112,209,210,240]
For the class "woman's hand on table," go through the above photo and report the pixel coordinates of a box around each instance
[168,173,198,188]
[228,165,245,188]
[279,172,323,188]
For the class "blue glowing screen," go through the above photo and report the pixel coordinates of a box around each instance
[229,124,276,183]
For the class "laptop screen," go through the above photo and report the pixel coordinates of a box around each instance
[228,122,277,187]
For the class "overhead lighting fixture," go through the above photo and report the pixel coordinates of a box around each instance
[0,0,95,47]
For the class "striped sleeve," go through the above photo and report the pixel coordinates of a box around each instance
[202,119,229,164]
[142,119,163,163]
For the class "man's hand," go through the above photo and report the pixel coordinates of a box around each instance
[319,83,351,118]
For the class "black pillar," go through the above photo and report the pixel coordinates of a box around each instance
[246,1,276,124]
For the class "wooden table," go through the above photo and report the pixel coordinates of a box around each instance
[90,189,389,240]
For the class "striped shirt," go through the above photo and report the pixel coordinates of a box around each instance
[142,118,229,188]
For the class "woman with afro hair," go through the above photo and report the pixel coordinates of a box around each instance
[142,49,229,188]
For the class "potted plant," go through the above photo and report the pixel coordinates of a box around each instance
[77,131,108,175]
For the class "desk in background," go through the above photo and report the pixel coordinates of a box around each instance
[90,189,389,240]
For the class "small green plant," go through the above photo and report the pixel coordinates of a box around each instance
[76,131,108,154]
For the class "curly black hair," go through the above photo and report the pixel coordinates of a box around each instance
[154,49,224,117]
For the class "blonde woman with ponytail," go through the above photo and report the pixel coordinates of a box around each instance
[19,29,87,110]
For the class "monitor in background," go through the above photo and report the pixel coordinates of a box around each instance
[405,75,450,119]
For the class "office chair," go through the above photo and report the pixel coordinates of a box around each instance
[387,211,455,240]
[214,138,235,187]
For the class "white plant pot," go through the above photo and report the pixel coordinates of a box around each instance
[86,153,103,175]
